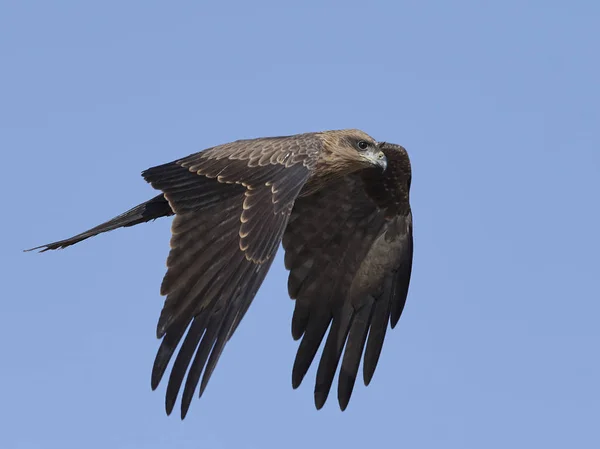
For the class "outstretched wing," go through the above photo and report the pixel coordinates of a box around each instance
[142,135,319,418]
[281,143,413,410]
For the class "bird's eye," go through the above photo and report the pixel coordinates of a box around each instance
[357,141,369,151]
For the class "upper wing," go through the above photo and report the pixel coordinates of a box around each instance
[281,143,413,410]
[142,135,319,418]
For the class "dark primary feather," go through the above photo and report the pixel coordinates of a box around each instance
[142,135,316,418]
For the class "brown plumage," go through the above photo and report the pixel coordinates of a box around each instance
[26,129,413,418]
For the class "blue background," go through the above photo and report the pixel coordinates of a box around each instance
[2,1,599,448]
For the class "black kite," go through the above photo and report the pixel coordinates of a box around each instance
[27,129,413,418]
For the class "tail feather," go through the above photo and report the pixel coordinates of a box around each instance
[25,194,173,252]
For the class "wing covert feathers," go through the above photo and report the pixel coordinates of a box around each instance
[141,139,312,418]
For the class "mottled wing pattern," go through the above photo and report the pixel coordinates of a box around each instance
[142,135,319,418]
[281,144,413,410]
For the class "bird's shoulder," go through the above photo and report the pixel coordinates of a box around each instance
[175,133,325,172]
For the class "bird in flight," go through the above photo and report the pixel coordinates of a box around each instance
[27,129,413,419]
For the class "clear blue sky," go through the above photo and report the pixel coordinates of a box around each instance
[2,1,599,448]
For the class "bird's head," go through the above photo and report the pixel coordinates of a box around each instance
[319,129,388,174]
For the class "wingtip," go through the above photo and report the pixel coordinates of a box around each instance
[291,377,302,390]
[339,398,350,412]
[165,395,176,417]
[291,366,306,390]
[314,392,327,410]
[180,399,191,421]
[150,372,160,391]
[363,367,375,387]
[198,378,209,398]
[337,373,356,411]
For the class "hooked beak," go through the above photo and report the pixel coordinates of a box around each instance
[372,150,387,171]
